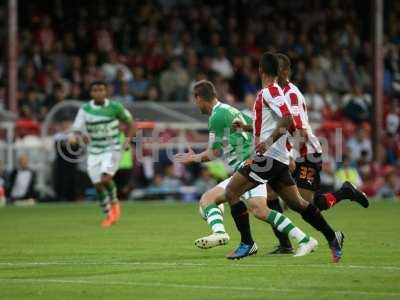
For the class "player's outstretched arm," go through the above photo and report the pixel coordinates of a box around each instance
[175,146,221,164]
[232,120,253,132]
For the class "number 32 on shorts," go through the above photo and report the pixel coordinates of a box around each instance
[299,166,315,183]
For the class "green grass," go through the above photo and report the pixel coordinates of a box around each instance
[0,201,399,300]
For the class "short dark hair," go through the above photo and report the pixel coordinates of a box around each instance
[276,53,291,72]
[90,80,107,90]
[193,80,217,101]
[259,52,279,77]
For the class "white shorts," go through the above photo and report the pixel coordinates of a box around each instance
[217,176,267,201]
[87,151,121,184]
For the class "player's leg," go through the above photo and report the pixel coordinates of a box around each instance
[88,155,113,227]
[275,183,344,263]
[246,188,317,257]
[223,171,259,259]
[266,185,293,253]
[293,155,369,210]
[100,151,122,223]
[195,182,230,249]
[313,182,369,210]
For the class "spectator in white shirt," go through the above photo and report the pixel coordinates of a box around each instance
[346,128,373,162]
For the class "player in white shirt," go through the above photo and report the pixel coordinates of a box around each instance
[220,52,344,262]
[264,53,369,254]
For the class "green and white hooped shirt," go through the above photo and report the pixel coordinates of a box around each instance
[72,99,133,155]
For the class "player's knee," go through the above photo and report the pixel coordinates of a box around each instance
[249,199,268,220]
[199,192,214,207]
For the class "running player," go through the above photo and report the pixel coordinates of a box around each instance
[263,53,369,253]
[219,52,344,263]
[175,80,317,259]
[70,81,135,227]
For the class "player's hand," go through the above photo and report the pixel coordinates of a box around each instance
[255,141,269,154]
[232,120,245,130]
[174,145,197,164]
[123,139,131,151]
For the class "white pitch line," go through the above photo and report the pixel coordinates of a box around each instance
[0,278,399,298]
[0,261,400,272]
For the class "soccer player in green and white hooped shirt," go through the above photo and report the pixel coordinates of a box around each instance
[175,80,317,259]
[70,81,135,228]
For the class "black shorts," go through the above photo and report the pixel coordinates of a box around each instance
[292,153,322,192]
[238,155,295,192]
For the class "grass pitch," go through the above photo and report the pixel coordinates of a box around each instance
[0,200,399,300]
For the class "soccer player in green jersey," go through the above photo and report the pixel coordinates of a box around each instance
[175,80,317,259]
[70,81,135,227]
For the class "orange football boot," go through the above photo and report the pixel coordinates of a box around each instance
[101,212,116,228]
[111,201,121,222]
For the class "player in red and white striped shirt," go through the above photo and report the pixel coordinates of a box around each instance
[223,52,344,262]
[265,53,369,254]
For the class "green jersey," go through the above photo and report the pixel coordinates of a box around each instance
[208,102,253,170]
[72,99,133,155]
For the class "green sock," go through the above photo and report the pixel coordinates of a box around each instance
[97,189,110,214]
[266,210,310,244]
[204,204,226,234]
[105,180,118,202]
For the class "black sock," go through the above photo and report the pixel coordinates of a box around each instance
[230,201,254,245]
[300,203,335,242]
[314,188,348,211]
[268,198,292,249]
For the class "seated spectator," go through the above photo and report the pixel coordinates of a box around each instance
[19,87,46,121]
[343,86,371,123]
[159,58,189,101]
[101,52,133,82]
[386,99,400,135]
[383,132,400,165]
[7,154,37,203]
[210,47,234,79]
[114,81,134,105]
[241,93,255,119]
[346,127,373,162]
[377,166,400,201]
[304,81,325,122]
[130,66,150,100]
[335,155,362,188]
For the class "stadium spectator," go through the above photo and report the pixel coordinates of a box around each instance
[194,167,217,195]
[159,58,189,101]
[19,87,46,121]
[385,99,400,135]
[335,155,362,189]
[343,86,371,123]
[7,154,37,203]
[346,128,373,162]
[376,166,400,201]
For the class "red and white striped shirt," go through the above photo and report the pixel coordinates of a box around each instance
[253,83,292,165]
[283,82,322,158]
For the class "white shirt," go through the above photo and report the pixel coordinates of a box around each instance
[253,83,291,165]
[283,82,323,158]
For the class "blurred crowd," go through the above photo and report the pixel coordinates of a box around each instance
[0,0,399,201]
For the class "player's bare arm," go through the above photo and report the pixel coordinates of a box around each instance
[255,114,294,154]
[175,146,221,163]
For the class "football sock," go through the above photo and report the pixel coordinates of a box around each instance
[204,204,226,234]
[301,203,336,242]
[230,201,254,245]
[268,198,293,248]
[97,189,110,214]
[105,180,118,202]
[266,210,310,244]
[314,189,347,211]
